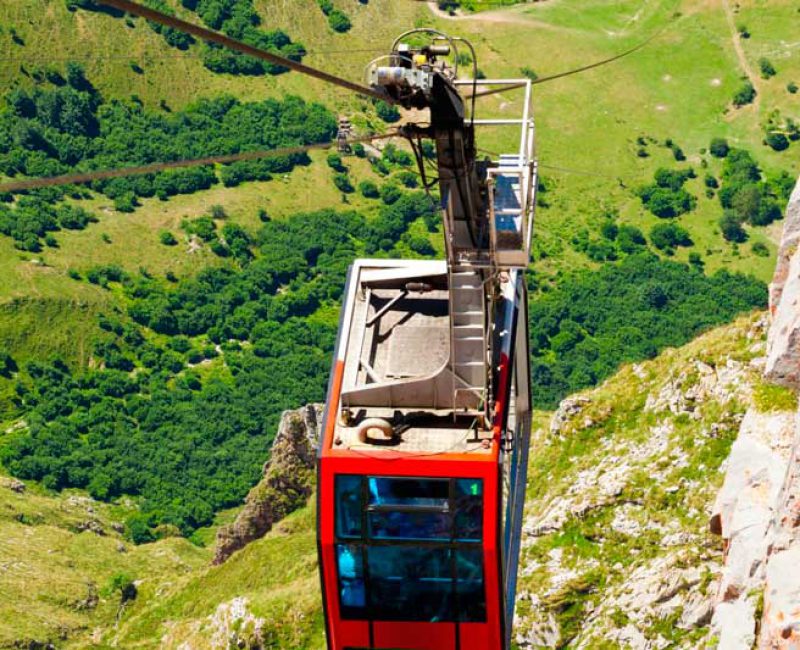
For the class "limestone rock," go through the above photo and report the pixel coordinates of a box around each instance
[1,477,25,493]
[767,178,800,388]
[769,178,800,318]
[212,405,321,565]
[710,176,800,649]
[549,396,591,436]
[759,546,800,648]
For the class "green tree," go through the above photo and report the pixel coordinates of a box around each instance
[733,82,756,107]
[375,100,400,123]
[380,183,401,205]
[159,231,178,246]
[759,58,776,79]
[719,213,747,242]
[709,137,730,158]
[650,222,692,251]
[358,180,379,198]
[765,132,789,152]
[328,9,351,32]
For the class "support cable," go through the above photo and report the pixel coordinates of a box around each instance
[98,0,394,104]
[0,133,399,194]
[465,19,674,99]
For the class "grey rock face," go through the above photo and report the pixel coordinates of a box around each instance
[212,405,321,565]
[767,179,800,389]
[711,176,800,649]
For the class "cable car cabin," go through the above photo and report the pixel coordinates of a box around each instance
[317,259,532,650]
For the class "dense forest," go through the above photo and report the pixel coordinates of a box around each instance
[0,195,439,540]
[529,252,766,408]
[0,66,336,250]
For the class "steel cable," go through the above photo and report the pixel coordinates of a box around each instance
[98,0,393,103]
[0,133,400,194]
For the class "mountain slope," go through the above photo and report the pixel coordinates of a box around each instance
[88,311,771,650]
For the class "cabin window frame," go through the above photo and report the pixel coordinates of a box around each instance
[333,474,486,623]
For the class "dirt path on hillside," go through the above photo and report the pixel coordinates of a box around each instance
[426,1,562,30]
[720,0,760,111]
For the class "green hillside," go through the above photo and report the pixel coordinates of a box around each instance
[8,312,758,649]
[0,0,796,644]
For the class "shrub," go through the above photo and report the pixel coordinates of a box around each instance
[326,153,345,172]
[732,81,756,107]
[705,174,719,189]
[114,192,137,213]
[159,231,178,246]
[650,222,693,251]
[719,213,747,242]
[353,143,366,157]
[395,171,418,188]
[788,82,799,95]
[709,138,730,158]
[688,252,704,271]
[759,58,776,79]
[0,348,16,377]
[751,241,769,257]
[380,183,401,205]
[358,180,379,198]
[182,216,216,241]
[617,225,646,253]
[209,205,227,219]
[600,221,618,241]
[375,100,400,123]
[333,172,354,193]
[737,23,750,38]
[637,168,696,218]
[328,9,351,33]
[520,66,538,81]
[404,234,436,256]
[765,132,789,152]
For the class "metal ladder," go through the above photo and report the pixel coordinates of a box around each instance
[449,263,488,413]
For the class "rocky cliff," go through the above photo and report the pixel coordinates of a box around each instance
[709,177,800,648]
[513,311,773,648]
[213,405,321,565]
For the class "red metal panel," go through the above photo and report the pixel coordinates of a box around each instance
[459,622,493,650]
[373,622,455,649]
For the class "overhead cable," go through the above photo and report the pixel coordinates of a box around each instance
[0,133,399,194]
[98,0,393,103]
[465,15,675,99]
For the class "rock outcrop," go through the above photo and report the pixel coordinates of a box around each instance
[212,405,321,565]
[514,314,765,648]
[710,176,800,648]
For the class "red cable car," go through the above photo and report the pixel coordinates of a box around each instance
[318,31,536,650]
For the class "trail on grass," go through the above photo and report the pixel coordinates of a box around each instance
[426,1,561,29]
[721,0,760,110]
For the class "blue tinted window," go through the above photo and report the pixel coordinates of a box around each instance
[368,477,448,508]
[456,549,486,622]
[454,479,483,541]
[337,544,366,618]
[367,546,453,622]
[369,510,451,541]
[336,475,362,539]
